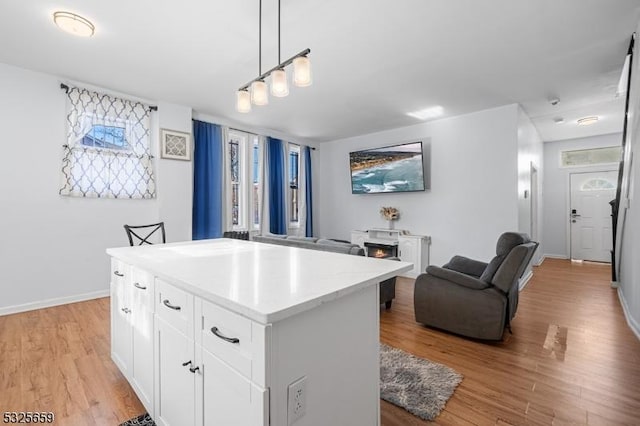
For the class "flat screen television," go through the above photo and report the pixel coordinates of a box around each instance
[349,141,425,194]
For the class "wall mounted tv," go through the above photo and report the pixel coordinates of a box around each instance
[349,141,425,194]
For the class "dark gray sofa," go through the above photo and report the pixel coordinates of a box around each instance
[413,232,538,340]
[252,234,396,308]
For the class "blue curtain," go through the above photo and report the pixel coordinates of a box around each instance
[304,146,314,237]
[192,120,223,240]
[267,137,287,234]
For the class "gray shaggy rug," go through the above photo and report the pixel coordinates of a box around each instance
[380,343,463,421]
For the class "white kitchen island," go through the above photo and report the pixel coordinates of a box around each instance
[107,238,412,426]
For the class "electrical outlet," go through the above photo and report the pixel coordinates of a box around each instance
[287,376,307,425]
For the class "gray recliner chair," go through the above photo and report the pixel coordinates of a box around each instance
[414,232,538,340]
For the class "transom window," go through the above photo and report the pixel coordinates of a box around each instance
[81,124,128,150]
[561,146,621,167]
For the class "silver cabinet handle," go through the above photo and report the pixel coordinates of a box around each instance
[114,271,124,277]
[211,327,240,344]
[163,299,181,311]
[134,282,147,290]
[189,366,200,373]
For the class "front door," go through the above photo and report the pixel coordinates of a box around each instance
[569,171,617,262]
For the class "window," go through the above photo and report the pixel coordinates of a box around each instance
[561,146,621,167]
[81,124,128,150]
[252,139,261,228]
[227,131,261,231]
[289,144,300,224]
[581,178,616,191]
[59,87,155,199]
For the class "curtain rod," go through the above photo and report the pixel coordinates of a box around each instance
[59,83,158,111]
[227,126,316,150]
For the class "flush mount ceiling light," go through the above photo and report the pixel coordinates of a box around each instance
[577,116,599,126]
[236,0,312,113]
[407,106,444,120]
[53,11,95,37]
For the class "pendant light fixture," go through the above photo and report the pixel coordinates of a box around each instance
[236,0,311,112]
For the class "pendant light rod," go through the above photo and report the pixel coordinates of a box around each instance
[259,0,262,75]
[278,0,281,64]
[238,48,311,91]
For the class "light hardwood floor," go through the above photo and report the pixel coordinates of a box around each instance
[0,259,639,425]
[381,259,640,425]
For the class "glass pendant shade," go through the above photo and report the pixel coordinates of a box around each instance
[271,69,289,97]
[236,90,251,113]
[293,56,312,87]
[251,80,269,105]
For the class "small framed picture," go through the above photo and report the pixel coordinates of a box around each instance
[160,129,192,161]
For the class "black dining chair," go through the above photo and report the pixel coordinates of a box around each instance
[124,222,166,246]
[222,231,250,240]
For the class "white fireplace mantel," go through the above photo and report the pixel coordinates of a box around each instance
[351,229,430,278]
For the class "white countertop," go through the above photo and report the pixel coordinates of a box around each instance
[107,239,413,324]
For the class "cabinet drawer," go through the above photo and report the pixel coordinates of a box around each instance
[201,301,259,380]
[156,279,194,337]
[130,268,154,311]
[111,258,129,284]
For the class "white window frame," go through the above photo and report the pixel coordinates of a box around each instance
[226,131,262,232]
[288,143,301,227]
[251,135,262,231]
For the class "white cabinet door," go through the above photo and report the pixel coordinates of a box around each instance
[201,348,268,426]
[130,269,155,414]
[111,280,132,375]
[350,231,367,249]
[398,237,418,277]
[155,318,196,426]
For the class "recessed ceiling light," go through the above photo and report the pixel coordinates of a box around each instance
[407,106,444,120]
[553,117,565,124]
[577,116,599,126]
[53,11,95,37]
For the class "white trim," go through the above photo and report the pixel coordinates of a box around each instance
[542,253,569,260]
[519,270,534,291]
[617,287,640,342]
[0,289,109,316]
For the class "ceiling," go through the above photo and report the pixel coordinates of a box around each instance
[1,0,638,143]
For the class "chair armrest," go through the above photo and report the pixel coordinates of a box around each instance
[425,266,491,290]
[442,255,488,277]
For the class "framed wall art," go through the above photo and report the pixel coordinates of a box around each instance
[160,129,192,161]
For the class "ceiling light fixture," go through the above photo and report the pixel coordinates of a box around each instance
[53,11,95,37]
[407,106,444,120]
[577,116,599,126]
[236,0,311,113]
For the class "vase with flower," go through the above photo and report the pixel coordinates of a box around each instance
[380,207,399,230]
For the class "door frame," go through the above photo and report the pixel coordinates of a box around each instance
[566,168,618,260]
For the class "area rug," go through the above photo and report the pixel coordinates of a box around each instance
[380,343,463,421]
[119,413,155,426]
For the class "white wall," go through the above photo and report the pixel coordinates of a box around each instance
[0,62,192,313]
[617,25,640,338]
[156,103,194,242]
[542,133,622,258]
[318,104,520,267]
[517,107,544,265]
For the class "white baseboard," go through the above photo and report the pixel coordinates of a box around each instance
[0,289,109,317]
[542,254,569,260]
[617,287,640,342]
[519,270,534,291]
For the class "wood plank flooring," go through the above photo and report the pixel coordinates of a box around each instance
[380,259,640,425]
[0,259,638,425]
